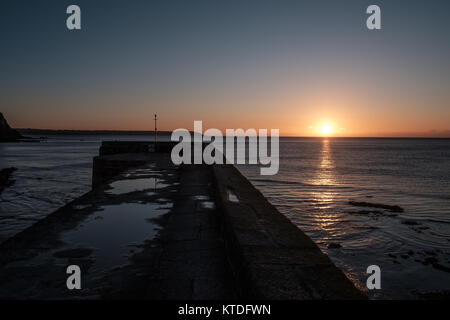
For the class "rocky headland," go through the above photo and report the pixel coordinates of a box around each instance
[0,167,17,194]
[0,112,25,142]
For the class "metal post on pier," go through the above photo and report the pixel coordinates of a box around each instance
[154,114,158,151]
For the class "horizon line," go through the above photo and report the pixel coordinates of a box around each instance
[15,128,450,139]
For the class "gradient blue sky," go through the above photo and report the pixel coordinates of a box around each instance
[1,0,449,136]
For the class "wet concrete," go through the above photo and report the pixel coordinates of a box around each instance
[0,154,235,299]
[101,164,236,299]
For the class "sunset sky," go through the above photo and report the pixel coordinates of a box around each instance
[1,0,449,137]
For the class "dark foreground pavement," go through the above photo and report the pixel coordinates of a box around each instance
[0,154,236,299]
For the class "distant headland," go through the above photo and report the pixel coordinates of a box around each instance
[0,112,25,142]
[16,128,174,136]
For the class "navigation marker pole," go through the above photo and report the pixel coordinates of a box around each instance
[154,114,158,151]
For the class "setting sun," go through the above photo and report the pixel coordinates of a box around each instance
[320,124,333,136]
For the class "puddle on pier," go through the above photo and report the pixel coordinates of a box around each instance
[194,195,210,201]
[200,201,215,209]
[106,178,170,195]
[1,202,172,299]
[58,202,170,271]
[67,166,176,271]
[227,189,239,203]
[0,164,179,299]
[193,195,216,210]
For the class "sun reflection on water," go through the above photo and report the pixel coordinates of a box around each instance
[310,139,338,229]
[314,139,336,186]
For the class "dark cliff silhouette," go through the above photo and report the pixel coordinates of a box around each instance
[0,112,24,142]
[0,167,17,194]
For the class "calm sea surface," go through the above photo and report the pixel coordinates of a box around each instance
[1,136,449,298]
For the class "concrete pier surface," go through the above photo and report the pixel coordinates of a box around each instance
[0,142,365,300]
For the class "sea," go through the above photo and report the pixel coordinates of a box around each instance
[1,135,449,299]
